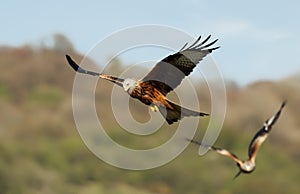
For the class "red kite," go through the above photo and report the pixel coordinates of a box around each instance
[188,101,286,178]
[66,35,219,124]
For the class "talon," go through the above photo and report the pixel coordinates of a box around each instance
[150,105,159,112]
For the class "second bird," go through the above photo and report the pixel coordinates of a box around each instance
[189,101,286,178]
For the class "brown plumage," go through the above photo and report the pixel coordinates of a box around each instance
[66,35,219,124]
[188,101,286,178]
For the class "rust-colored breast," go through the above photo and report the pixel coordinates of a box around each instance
[131,81,171,109]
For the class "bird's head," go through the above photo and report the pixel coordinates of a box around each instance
[123,78,137,94]
[239,161,255,173]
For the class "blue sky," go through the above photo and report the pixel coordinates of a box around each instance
[1,0,299,85]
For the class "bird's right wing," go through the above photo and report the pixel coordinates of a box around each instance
[65,55,124,87]
[66,55,100,76]
[209,146,243,165]
[188,139,242,165]
[248,101,286,161]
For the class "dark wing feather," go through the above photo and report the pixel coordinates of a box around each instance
[248,101,286,160]
[65,55,124,87]
[66,55,100,76]
[142,35,219,96]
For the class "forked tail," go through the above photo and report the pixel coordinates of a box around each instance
[159,100,209,125]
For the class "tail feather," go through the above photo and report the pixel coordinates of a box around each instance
[159,100,209,125]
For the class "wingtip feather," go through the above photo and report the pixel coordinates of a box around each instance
[209,46,221,52]
[65,54,80,71]
[281,100,287,108]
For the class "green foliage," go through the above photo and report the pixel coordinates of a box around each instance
[0,44,299,194]
[28,85,63,107]
[0,82,12,100]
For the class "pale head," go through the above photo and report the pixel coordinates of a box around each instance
[240,160,255,173]
[122,78,137,94]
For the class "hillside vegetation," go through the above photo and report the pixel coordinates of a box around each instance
[0,39,299,194]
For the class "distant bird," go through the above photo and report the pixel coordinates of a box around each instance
[66,35,219,124]
[188,101,286,178]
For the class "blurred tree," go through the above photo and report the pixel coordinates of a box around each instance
[53,33,75,52]
[105,57,124,75]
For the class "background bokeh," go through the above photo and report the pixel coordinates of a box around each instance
[0,1,299,193]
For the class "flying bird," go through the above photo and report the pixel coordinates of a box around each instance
[188,101,286,178]
[66,35,219,124]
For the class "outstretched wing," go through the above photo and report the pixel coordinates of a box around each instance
[188,139,243,165]
[248,101,286,161]
[210,146,242,165]
[66,55,100,76]
[65,55,124,87]
[142,35,219,96]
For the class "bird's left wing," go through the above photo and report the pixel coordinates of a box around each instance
[142,35,219,96]
[248,101,286,161]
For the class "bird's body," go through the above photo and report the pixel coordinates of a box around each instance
[206,146,256,177]
[189,101,286,178]
[66,35,219,124]
[124,79,172,110]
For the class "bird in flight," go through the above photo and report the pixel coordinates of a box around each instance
[66,35,219,124]
[188,101,286,178]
